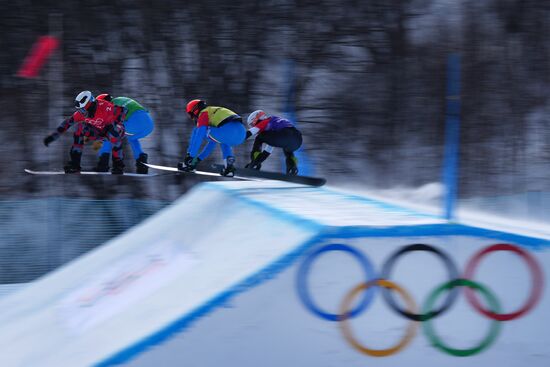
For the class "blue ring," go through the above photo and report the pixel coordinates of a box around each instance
[296,243,378,321]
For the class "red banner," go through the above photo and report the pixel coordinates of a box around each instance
[17,35,60,78]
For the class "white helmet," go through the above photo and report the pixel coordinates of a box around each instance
[74,90,95,113]
[247,110,269,127]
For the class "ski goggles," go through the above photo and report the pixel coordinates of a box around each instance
[75,100,89,116]
[76,107,89,116]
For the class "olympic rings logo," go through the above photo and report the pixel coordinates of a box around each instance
[296,243,544,357]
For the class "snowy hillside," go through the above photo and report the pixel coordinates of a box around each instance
[0,181,547,367]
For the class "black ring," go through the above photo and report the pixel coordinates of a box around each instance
[380,243,460,321]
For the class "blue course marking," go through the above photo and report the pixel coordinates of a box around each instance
[201,182,325,233]
[320,186,441,219]
[210,183,443,228]
[320,224,550,249]
[204,183,550,248]
[204,183,550,247]
[95,183,550,366]
[95,232,328,366]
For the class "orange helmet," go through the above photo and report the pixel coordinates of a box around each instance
[186,99,207,119]
[96,93,113,102]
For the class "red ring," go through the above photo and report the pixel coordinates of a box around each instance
[464,243,544,321]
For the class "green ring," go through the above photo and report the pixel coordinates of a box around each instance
[422,279,501,357]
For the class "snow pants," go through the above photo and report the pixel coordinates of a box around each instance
[99,110,154,158]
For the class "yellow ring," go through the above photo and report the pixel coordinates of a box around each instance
[338,279,419,357]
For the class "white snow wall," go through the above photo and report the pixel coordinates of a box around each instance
[0,181,548,367]
[130,234,550,367]
[0,182,321,367]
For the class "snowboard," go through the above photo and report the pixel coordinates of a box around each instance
[24,169,158,177]
[143,163,257,181]
[211,164,326,187]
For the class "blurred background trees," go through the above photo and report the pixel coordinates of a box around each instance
[0,0,548,200]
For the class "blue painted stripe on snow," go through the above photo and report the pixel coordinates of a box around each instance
[201,183,325,232]
[321,224,550,249]
[309,188,549,247]
[95,184,550,366]
[206,183,441,223]
[95,232,327,367]
[319,186,441,219]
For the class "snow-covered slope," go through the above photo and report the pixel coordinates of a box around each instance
[0,181,547,367]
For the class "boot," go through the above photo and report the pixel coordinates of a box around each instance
[94,153,110,172]
[136,153,148,174]
[220,156,236,177]
[111,158,125,175]
[178,156,200,171]
[285,154,299,176]
[245,150,270,170]
[64,151,82,174]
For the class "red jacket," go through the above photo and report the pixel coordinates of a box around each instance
[72,99,125,130]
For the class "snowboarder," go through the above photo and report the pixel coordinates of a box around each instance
[245,110,302,175]
[95,94,154,174]
[180,99,246,176]
[43,91,126,174]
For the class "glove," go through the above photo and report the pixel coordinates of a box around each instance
[178,156,201,171]
[43,135,55,147]
[92,140,103,152]
[245,150,270,170]
[245,160,262,170]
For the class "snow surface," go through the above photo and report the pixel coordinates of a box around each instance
[0,180,547,367]
[0,183,318,366]
[130,235,550,367]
